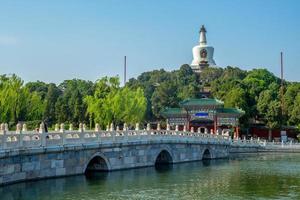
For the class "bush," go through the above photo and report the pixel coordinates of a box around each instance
[25,120,42,131]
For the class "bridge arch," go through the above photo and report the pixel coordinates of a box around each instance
[154,149,173,166]
[84,152,111,173]
[202,148,212,160]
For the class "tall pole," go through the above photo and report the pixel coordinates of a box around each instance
[124,56,127,86]
[280,52,284,128]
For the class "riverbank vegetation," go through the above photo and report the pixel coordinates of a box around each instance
[0,65,300,130]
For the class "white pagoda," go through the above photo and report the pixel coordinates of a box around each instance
[191,25,216,73]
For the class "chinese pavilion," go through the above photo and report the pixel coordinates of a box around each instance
[161,98,244,138]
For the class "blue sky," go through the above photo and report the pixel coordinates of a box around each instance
[0,0,299,84]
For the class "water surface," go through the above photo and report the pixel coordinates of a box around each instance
[1,153,300,200]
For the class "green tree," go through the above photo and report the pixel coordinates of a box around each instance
[0,74,30,123]
[25,81,49,99]
[151,82,178,118]
[43,83,61,125]
[284,83,300,125]
[85,77,146,128]
[257,86,281,140]
[290,93,300,126]
[26,91,45,121]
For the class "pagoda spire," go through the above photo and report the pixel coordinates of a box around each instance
[199,25,207,46]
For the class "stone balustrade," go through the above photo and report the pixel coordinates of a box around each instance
[0,122,262,151]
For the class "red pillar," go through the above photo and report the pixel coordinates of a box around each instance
[214,115,217,134]
[236,126,240,139]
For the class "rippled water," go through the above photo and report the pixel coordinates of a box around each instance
[1,153,300,200]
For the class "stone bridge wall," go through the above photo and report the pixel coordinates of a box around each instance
[0,123,263,186]
[0,140,230,186]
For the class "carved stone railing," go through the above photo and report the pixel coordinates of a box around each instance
[261,140,300,149]
[0,130,225,150]
[0,123,263,151]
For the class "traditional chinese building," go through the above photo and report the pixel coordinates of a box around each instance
[190,25,216,73]
[161,98,244,138]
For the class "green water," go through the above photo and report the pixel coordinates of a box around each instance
[1,153,300,200]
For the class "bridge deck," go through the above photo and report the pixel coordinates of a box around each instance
[0,130,261,153]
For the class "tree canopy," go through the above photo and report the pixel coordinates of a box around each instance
[1,64,300,131]
[84,77,146,128]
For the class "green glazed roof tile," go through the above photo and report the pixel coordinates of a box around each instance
[179,98,224,107]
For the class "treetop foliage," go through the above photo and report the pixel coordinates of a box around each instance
[1,64,299,130]
[127,65,300,129]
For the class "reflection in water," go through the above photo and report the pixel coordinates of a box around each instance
[155,162,173,172]
[1,153,300,200]
[85,170,109,180]
[202,159,211,167]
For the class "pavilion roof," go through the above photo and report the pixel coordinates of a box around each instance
[161,106,244,118]
[160,107,186,117]
[179,98,224,109]
[216,108,245,117]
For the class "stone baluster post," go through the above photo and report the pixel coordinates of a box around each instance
[20,123,27,146]
[146,123,151,131]
[4,123,9,132]
[95,123,100,142]
[157,123,161,131]
[123,123,128,140]
[110,123,114,131]
[39,122,46,147]
[69,123,73,131]
[0,123,3,134]
[78,123,84,143]
[83,122,88,138]
[216,129,220,136]
[205,128,208,134]
[16,123,22,147]
[135,123,140,131]
[16,123,21,134]
[116,126,120,131]
[106,124,109,131]
[83,123,86,132]
[191,127,194,133]
[183,125,187,132]
[1,123,7,149]
[55,123,59,132]
[95,123,100,132]
[166,124,170,131]
[175,125,179,132]
[22,123,27,132]
[60,123,65,133]
[135,123,141,139]
[123,123,127,131]
[78,123,83,133]
[60,123,65,145]
[110,123,115,141]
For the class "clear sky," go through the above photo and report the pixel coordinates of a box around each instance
[0,0,299,84]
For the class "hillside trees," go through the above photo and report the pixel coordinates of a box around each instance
[127,64,200,119]
[84,77,147,128]
[0,74,44,124]
[1,64,300,130]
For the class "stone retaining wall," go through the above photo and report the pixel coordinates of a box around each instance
[0,141,230,186]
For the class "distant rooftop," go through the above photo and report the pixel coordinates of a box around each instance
[161,98,244,118]
[179,98,224,108]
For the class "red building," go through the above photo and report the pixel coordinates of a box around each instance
[161,98,244,138]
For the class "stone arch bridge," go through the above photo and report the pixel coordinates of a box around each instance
[0,124,261,185]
